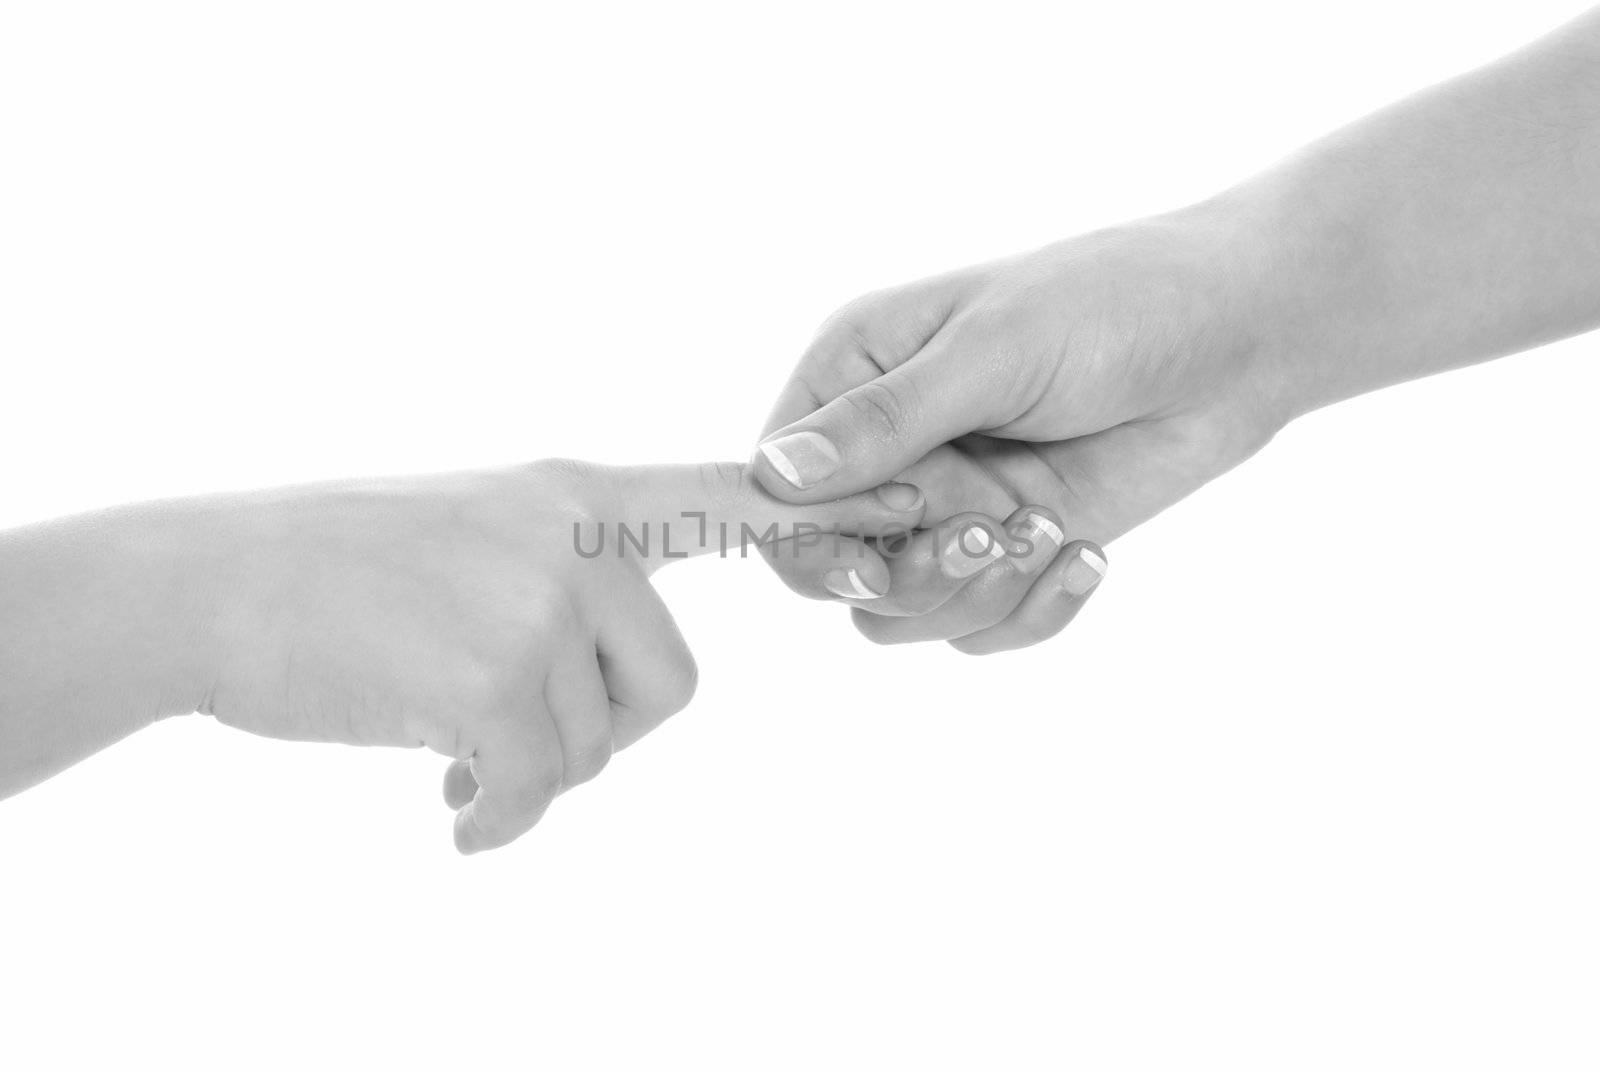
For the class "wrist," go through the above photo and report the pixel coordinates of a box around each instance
[1169,176,1353,432]
[100,497,232,722]
[1114,195,1307,463]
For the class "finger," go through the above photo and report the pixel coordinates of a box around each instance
[442,759,477,809]
[453,698,566,855]
[544,640,615,788]
[791,442,1020,614]
[590,580,698,750]
[759,531,893,603]
[950,541,1109,655]
[851,507,1069,642]
[895,441,1023,527]
[752,339,1001,504]
[856,512,1010,619]
[604,462,925,573]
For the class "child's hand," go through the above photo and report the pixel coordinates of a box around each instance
[0,459,926,852]
[202,460,924,852]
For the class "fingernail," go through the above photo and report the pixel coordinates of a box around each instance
[1008,509,1065,574]
[823,567,886,600]
[759,431,840,490]
[1061,546,1108,596]
[941,521,1007,579]
[876,482,924,512]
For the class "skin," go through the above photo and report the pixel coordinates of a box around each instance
[0,460,925,852]
[754,6,1600,652]
[5,8,1597,851]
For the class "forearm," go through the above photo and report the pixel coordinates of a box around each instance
[0,502,219,798]
[1228,7,1600,418]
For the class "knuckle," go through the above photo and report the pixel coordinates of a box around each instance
[511,762,565,813]
[512,458,623,538]
[889,581,945,616]
[455,663,510,717]
[523,585,579,639]
[695,460,749,505]
[656,647,700,716]
[563,734,614,787]
[946,300,1009,338]
[463,594,576,670]
[965,579,1024,631]
[522,456,600,488]
[532,582,578,621]
[798,305,879,381]
[816,294,883,347]
[503,459,611,532]
[841,379,915,443]
[468,804,519,847]
[1023,504,1066,537]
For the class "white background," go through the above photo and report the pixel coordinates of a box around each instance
[3,2,1598,1067]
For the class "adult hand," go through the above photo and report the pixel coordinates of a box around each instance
[753,8,1600,654]
[753,205,1287,653]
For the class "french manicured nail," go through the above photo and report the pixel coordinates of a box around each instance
[823,567,886,600]
[876,482,924,512]
[759,431,840,490]
[1061,545,1108,596]
[1009,509,1065,574]
[941,522,1006,579]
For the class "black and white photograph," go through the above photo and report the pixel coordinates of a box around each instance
[3,1,1598,1066]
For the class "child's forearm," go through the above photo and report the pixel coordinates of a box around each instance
[0,501,220,799]
[1226,6,1600,418]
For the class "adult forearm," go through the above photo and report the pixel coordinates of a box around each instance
[1230,7,1600,419]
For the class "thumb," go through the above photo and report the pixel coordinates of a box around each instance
[751,348,988,503]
